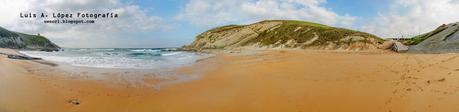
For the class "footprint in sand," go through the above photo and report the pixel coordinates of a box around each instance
[438,78,446,82]
[67,99,81,105]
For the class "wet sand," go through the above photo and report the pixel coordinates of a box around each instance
[2,49,459,112]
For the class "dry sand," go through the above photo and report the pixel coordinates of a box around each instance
[2,49,459,112]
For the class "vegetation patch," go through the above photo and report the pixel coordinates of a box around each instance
[248,20,383,47]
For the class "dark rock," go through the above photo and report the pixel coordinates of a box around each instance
[7,54,41,60]
[40,48,59,52]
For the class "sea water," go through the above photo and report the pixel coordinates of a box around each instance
[20,48,208,69]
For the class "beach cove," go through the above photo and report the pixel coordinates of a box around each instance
[2,48,459,112]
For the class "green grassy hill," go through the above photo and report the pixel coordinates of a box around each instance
[185,20,384,51]
[0,26,60,51]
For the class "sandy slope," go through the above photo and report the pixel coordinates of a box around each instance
[2,49,459,112]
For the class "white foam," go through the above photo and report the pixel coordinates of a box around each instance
[20,49,207,69]
[130,49,161,52]
[161,52,183,56]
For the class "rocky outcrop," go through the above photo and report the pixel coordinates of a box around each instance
[0,26,60,51]
[392,41,409,52]
[184,20,384,51]
[380,40,409,53]
[408,22,459,53]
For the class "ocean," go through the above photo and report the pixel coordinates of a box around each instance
[20,48,208,69]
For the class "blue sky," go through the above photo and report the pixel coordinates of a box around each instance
[325,0,391,17]
[2,0,459,48]
[131,0,184,17]
[324,0,391,26]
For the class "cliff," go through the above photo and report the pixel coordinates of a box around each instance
[408,22,459,53]
[0,26,60,51]
[184,20,384,51]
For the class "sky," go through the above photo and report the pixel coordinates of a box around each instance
[1,0,459,48]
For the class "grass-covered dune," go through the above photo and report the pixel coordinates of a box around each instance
[185,20,384,51]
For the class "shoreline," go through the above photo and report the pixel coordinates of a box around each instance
[2,48,459,111]
[18,48,212,69]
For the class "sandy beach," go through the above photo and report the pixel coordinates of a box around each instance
[2,49,459,112]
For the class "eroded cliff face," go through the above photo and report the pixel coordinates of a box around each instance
[408,22,459,53]
[0,26,60,51]
[185,20,383,51]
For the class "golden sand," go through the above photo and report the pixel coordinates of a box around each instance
[2,49,459,112]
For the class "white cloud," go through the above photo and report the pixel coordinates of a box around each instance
[0,0,167,48]
[0,0,29,26]
[175,0,355,28]
[361,0,459,38]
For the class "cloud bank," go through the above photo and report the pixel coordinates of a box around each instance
[361,0,459,38]
[0,0,166,48]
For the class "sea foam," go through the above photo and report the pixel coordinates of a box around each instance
[20,48,207,69]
